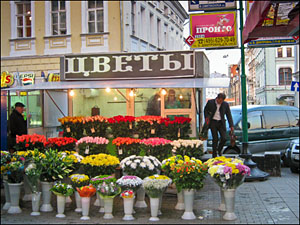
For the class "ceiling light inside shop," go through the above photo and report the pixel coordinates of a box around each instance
[129,89,134,97]
[105,87,111,93]
[114,97,117,101]
[161,88,167,95]
[69,90,75,97]
[179,94,183,99]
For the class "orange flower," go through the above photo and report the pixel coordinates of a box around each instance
[76,185,96,197]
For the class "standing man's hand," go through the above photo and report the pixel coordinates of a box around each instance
[205,118,210,124]
[230,127,234,133]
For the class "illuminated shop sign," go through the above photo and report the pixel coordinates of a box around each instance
[47,73,60,82]
[20,73,35,86]
[1,71,14,87]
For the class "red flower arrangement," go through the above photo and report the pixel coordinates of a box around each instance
[112,137,142,160]
[135,116,163,138]
[45,137,77,152]
[108,115,136,137]
[76,185,96,197]
[15,134,47,152]
[161,117,192,140]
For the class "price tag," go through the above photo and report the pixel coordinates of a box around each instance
[177,128,181,138]
[225,173,230,180]
[129,122,132,129]
[151,129,155,134]
[85,145,90,154]
[91,127,95,133]
[118,148,123,155]
[66,127,71,133]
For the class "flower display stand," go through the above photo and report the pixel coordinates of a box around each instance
[2,180,11,210]
[181,189,196,220]
[103,197,114,219]
[93,193,100,206]
[22,175,32,201]
[122,197,135,221]
[74,191,82,212]
[223,189,237,220]
[81,197,91,220]
[31,192,41,216]
[149,197,160,221]
[56,195,66,218]
[175,189,185,210]
[135,186,147,208]
[7,182,23,214]
[40,181,54,212]
[218,187,226,211]
[158,192,163,215]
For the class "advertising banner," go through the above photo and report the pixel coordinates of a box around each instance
[189,11,238,49]
[189,0,236,12]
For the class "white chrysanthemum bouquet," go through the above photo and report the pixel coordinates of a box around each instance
[142,175,172,198]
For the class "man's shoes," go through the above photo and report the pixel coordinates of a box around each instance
[218,151,222,156]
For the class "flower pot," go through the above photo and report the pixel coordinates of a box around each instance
[103,197,114,219]
[40,181,54,212]
[31,192,41,216]
[223,188,237,221]
[158,192,163,215]
[2,180,11,210]
[175,189,185,210]
[66,195,72,204]
[81,197,91,220]
[74,191,82,212]
[135,186,147,208]
[7,182,23,214]
[22,175,32,201]
[94,192,100,206]
[181,189,196,220]
[149,197,160,221]
[122,197,135,221]
[56,195,66,218]
[218,187,226,211]
[97,192,105,213]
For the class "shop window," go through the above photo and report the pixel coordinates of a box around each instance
[16,2,31,37]
[87,0,104,33]
[135,88,161,117]
[277,48,283,57]
[51,1,66,35]
[286,47,292,57]
[164,88,191,109]
[279,68,292,85]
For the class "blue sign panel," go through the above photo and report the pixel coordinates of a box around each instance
[291,81,299,92]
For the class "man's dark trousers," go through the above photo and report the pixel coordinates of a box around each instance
[210,119,226,158]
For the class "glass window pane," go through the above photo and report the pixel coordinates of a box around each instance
[17,16,23,26]
[263,110,289,129]
[97,22,103,32]
[17,28,23,37]
[25,3,31,15]
[60,1,65,10]
[60,23,66,29]
[17,4,23,14]
[96,10,103,22]
[136,88,161,117]
[28,92,43,128]
[164,88,191,109]
[60,12,66,23]
[52,25,58,35]
[88,1,96,9]
[96,1,103,8]
[88,11,95,22]
[52,1,58,11]
[60,29,66,35]
[25,16,31,26]
[88,22,95,33]
[52,13,58,24]
[26,27,31,37]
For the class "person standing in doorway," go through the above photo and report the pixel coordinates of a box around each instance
[204,93,234,158]
[8,102,29,152]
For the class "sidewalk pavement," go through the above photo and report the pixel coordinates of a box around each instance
[1,167,299,224]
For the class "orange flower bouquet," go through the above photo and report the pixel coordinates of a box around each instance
[135,116,163,139]
[82,115,109,137]
[76,185,96,198]
[58,116,84,140]
[112,137,142,160]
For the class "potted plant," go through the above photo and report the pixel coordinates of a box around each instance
[76,185,96,220]
[120,189,135,220]
[120,155,161,208]
[160,117,192,140]
[142,175,172,221]
[135,116,163,139]
[140,137,172,162]
[1,150,12,210]
[58,116,84,140]
[45,137,77,152]
[76,136,109,156]
[170,155,208,220]
[50,181,74,218]
[15,134,47,152]
[206,156,250,220]
[112,137,142,160]
[171,139,204,159]
[25,161,42,216]
[97,180,121,219]
[69,174,90,212]
[82,115,109,137]
[116,175,143,192]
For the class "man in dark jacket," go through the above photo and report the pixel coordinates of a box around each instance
[204,93,234,158]
[8,102,28,152]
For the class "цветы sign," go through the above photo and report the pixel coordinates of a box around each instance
[61,51,195,80]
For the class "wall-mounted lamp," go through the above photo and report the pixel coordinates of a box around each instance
[105,87,111,93]
[69,89,75,97]
[161,88,167,95]
[179,94,183,99]
[129,89,134,97]
[114,96,117,101]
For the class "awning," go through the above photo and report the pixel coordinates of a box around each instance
[1,78,230,91]
[243,1,299,44]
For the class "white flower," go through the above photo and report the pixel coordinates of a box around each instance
[134,159,141,163]
[131,162,137,169]
[126,160,132,166]
[148,164,154,170]
[140,162,146,168]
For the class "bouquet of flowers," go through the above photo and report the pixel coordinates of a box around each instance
[69,174,90,189]
[142,174,172,198]
[140,138,172,162]
[58,116,85,140]
[76,136,109,156]
[135,116,163,139]
[82,115,109,137]
[90,175,116,188]
[108,115,136,137]
[1,151,11,177]
[120,189,135,198]
[76,185,96,197]
[169,155,208,192]
[4,155,25,183]
[161,155,183,179]
[80,153,120,178]
[161,117,192,140]
[171,139,204,159]
[15,134,47,152]
[45,137,77,152]
[120,155,161,179]
[112,137,142,160]
[206,156,250,189]
[25,162,42,193]
[50,181,74,196]
[59,151,84,173]
[116,175,143,192]
[97,180,121,199]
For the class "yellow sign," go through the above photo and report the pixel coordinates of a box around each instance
[1,71,14,88]
[47,73,60,82]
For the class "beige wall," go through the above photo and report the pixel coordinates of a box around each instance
[108,1,121,52]
[35,1,45,55]
[70,1,82,53]
[1,1,11,57]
